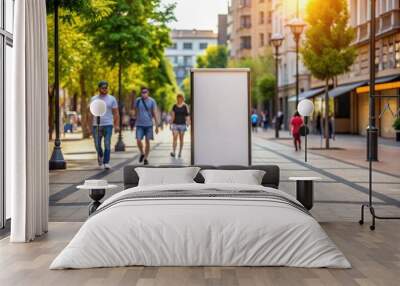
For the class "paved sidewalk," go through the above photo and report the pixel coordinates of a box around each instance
[256,129,400,177]
[49,128,400,225]
[49,128,190,221]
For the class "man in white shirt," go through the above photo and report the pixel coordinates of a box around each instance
[91,81,119,170]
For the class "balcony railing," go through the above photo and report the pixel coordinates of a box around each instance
[354,9,400,45]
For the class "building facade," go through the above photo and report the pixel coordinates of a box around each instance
[272,0,310,129]
[165,29,218,86]
[218,14,228,46]
[228,0,274,59]
[272,0,400,138]
[307,0,400,138]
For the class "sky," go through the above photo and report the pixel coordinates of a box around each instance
[161,0,229,32]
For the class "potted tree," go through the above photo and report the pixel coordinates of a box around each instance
[393,117,400,142]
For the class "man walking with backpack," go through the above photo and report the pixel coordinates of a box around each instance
[133,87,159,165]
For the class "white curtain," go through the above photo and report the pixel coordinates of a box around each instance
[9,0,49,242]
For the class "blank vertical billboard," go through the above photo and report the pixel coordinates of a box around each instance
[191,68,251,165]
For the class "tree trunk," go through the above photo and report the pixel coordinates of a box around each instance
[72,92,78,111]
[48,84,55,140]
[79,73,91,139]
[324,78,330,149]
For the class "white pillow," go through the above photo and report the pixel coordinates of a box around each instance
[200,169,266,185]
[135,167,201,186]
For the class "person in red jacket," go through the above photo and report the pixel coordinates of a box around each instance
[290,111,304,151]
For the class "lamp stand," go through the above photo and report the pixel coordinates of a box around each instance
[359,0,400,230]
[305,116,308,162]
[96,116,101,165]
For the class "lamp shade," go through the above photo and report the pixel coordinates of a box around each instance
[287,18,306,36]
[298,99,314,116]
[90,99,107,117]
[271,33,284,48]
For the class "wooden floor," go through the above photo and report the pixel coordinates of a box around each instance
[2,131,399,285]
[1,221,399,286]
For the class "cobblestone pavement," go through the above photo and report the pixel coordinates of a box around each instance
[49,128,400,224]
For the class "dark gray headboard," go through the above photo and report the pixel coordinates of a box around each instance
[123,165,280,189]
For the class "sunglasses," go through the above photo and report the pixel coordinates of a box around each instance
[141,90,149,94]
[100,86,108,90]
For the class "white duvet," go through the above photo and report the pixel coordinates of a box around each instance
[50,183,350,269]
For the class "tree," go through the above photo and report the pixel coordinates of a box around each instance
[46,1,113,140]
[143,56,179,112]
[84,0,175,149]
[181,76,191,102]
[301,0,356,148]
[196,45,228,68]
[228,51,274,108]
[257,74,276,103]
[46,0,114,19]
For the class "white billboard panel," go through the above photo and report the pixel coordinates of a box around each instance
[191,68,251,165]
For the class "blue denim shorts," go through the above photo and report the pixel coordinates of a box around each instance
[136,126,154,140]
[171,124,187,133]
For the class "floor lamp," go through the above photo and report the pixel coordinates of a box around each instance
[298,99,314,162]
[90,100,107,165]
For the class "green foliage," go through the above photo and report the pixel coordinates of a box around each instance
[228,51,274,106]
[47,0,179,138]
[46,0,114,22]
[196,45,228,68]
[181,76,191,102]
[47,13,103,98]
[84,0,175,69]
[301,0,356,81]
[301,0,356,149]
[257,74,276,102]
[393,117,400,130]
[143,57,178,111]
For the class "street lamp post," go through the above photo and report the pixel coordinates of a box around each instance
[115,63,126,152]
[287,18,306,107]
[49,0,66,170]
[271,33,284,139]
[367,0,378,162]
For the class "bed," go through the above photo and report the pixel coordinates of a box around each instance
[50,165,350,269]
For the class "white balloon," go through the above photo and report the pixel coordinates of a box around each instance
[90,99,107,117]
[298,99,314,116]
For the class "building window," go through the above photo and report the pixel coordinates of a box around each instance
[183,42,193,50]
[240,0,251,7]
[259,11,264,24]
[176,67,186,79]
[260,33,265,47]
[169,42,177,49]
[334,94,351,118]
[395,40,400,68]
[240,36,252,49]
[184,56,192,66]
[268,11,272,24]
[199,43,208,50]
[240,15,251,28]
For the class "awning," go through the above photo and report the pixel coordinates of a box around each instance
[375,74,400,84]
[288,87,325,102]
[328,81,367,98]
[356,74,400,93]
